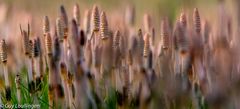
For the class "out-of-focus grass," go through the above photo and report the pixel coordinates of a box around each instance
[1,67,49,108]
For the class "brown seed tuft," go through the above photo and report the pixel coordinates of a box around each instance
[91,5,100,32]
[33,38,40,57]
[180,12,187,28]
[161,18,169,49]
[100,11,108,40]
[60,5,68,28]
[174,21,189,54]
[83,9,91,35]
[28,40,33,58]
[45,33,52,55]
[143,14,152,33]
[73,4,80,26]
[22,31,29,55]
[143,33,150,57]
[0,39,7,63]
[113,30,120,49]
[56,17,65,42]
[43,16,50,35]
[125,5,135,26]
[193,8,201,34]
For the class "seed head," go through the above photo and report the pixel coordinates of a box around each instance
[33,38,40,57]
[125,5,135,26]
[28,40,33,58]
[53,37,61,61]
[138,29,144,56]
[113,30,120,49]
[83,9,91,35]
[143,13,152,32]
[161,18,169,49]
[22,31,29,55]
[91,5,100,32]
[15,74,21,89]
[193,8,201,34]
[60,5,68,28]
[0,39,7,63]
[180,12,187,28]
[143,33,150,57]
[100,11,108,40]
[128,50,133,65]
[56,17,65,42]
[73,4,80,26]
[174,21,189,54]
[43,16,50,34]
[71,19,78,42]
[45,33,52,55]
[60,62,67,81]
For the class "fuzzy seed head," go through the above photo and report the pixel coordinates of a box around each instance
[193,8,201,34]
[91,5,100,32]
[53,37,61,61]
[45,33,52,55]
[161,19,169,49]
[73,4,80,26]
[180,12,187,28]
[33,39,40,57]
[60,5,68,28]
[0,39,7,63]
[22,31,29,55]
[56,17,65,42]
[60,62,67,80]
[138,29,144,56]
[143,14,152,32]
[113,30,120,49]
[43,16,50,34]
[143,33,150,57]
[100,11,108,40]
[174,21,189,54]
[83,9,91,34]
[125,5,135,26]
[15,74,21,88]
[28,40,33,58]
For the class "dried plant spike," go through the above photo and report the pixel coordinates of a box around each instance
[56,17,65,42]
[174,21,189,54]
[43,16,50,34]
[143,33,150,57]
[113,30,120,48]
[22,31,29,55]
[60,5,68,28]
[45,33,52,55]
[60,62,68,81]
[83,9,91,34]
[161,18,169,49]
[128,50,133,65]
[91,5,100,32]
[193,8,201,34]
[180,12,187,28]
[33,39,40,57]
[73,3,80,26]
[143,13,152,32]
[100,11,108,40]
[53,37,61,61]
[138,29,144,55]
[28,40,33,58]
[0,39,7,63]
[125,5,135,26]
[203,20,210,44]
